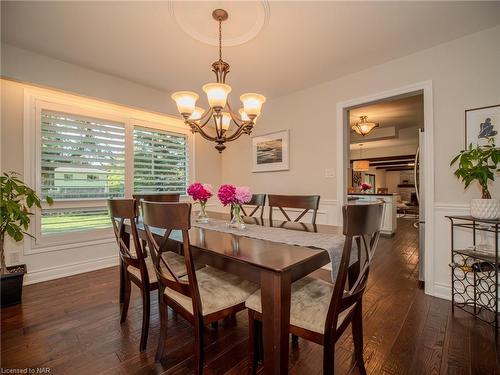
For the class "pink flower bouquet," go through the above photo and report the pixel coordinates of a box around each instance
[187,182,212,223]
[217,185,252,206]
[217,184,252,229]
[187,182,213,202]
[360,183,372,192]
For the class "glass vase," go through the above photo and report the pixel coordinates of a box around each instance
[196,200,209,223]
[229,204,245,229]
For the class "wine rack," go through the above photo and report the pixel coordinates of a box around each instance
[447,216,499,332]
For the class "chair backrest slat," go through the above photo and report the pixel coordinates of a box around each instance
[240,194,266,219]
[133,193,180,217]
[108,199,149,279]
[325,203,383,336]
[141,201,203,316]
[268,194,320,224]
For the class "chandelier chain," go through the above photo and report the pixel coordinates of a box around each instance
[218,19,222,61]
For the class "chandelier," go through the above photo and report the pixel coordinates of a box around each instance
[353,143,370,172]
[351,116,379,136]
[171,9,266,153]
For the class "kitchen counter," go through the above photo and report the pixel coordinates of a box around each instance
[348,193,399,236]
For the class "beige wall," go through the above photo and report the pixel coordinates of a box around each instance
[220,26,500,299]
[386,171,401,194]
[222,26,500,204]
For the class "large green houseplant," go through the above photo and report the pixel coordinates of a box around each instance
[0,172,52,307]
[450,137,500,219]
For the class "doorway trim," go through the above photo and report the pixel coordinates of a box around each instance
[335,81,435,296]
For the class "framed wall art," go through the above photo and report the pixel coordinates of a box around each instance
[465,104,500,148]
[252,130,289,172]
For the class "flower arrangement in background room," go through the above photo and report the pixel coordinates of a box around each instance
[217,184,252,229]
[360,183,372,192]
[187,182,213,223]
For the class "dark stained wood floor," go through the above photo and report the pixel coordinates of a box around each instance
[2,218,499,374]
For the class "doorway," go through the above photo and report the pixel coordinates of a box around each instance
[336,81,434,293]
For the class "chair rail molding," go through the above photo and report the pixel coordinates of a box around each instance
[206,198,339,225]
[432,202,471,301]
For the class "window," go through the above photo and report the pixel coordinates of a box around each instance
[28,94,193,244]
[133,127,188,193]
[40,110,126,235]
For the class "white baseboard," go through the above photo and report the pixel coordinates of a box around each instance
[433,282,452,301]
[24,254,119,285]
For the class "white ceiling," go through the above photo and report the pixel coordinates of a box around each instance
[349,94,424,131]
[349,93,423,152]
[2,1,499,100]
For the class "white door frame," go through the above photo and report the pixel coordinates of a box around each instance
[335,81,435,296]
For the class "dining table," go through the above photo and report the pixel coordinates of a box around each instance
[122,211,343,375]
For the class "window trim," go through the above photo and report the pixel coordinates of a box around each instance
[23,87,195,254]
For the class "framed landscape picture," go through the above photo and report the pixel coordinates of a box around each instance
[465,104,500,148]
[252,130,289,172]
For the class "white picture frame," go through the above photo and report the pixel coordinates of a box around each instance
[252,130,289,172]
[465,104,500,148]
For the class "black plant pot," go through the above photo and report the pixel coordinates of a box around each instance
[1,264,27,308]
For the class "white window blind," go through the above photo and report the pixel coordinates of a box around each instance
[40,110,125,235]
[133,126,188,193]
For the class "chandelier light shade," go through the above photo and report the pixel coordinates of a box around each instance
[171,9,266,152]
[221,112,231,130]
[240,93,266,119]
[353,143,370,172]
[202,83,232,110]
[353,160,370,172]
[351,115,379,136]
[171,91,199,117]
[189,106,205,121]
[239,108,256,123]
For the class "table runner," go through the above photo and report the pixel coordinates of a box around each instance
[192,218,354,281]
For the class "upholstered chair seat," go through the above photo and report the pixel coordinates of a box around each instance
[127,251,189,283]
[246,276,354,334]
[166,266,259,316]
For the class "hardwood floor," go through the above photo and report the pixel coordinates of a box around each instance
[2,218,499,374]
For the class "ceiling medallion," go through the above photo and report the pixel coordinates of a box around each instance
[169,1,270,47]
[351,115,379,136]
[171,9,266,153]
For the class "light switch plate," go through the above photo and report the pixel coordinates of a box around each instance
[325,168,335,178]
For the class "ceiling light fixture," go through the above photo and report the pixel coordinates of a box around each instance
[353,143,370,172]
[351,115,379,136]
[171,9,266,153]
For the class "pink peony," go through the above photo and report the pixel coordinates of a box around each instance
[187,182,213,201]
[217,184,237,206]
[235,186,252,204]
[360,183,372,191]
[202,183,213,195]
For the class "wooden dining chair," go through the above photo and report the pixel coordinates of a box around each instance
[108,199,189,352]
[133,192,180,216]
[268,194,321,224]
[246,202,383,375]
[141,201,259,374]
[240,194,266,219]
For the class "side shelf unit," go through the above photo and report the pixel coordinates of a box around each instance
[447,215,499,333]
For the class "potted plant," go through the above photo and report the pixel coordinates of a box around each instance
[1,172,52,307]
[450,137,500,219]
